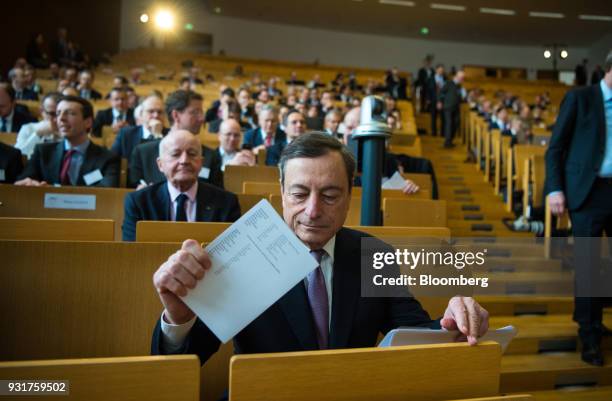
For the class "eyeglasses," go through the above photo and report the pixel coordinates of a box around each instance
[43,110,57,117]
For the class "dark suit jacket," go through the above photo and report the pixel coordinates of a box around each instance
[80,88,103,100]
[92,107,136,137]
[18,140,120,187]
[111,125,169,163]
[122,179,241,241]
[439,80,462,111]
[15,88,39,101]
[392,153,439,200]
[205,100,221,123]
[0,143,23,183]
[243,127,286,148]
[545,84,607,211]
[151,227,438,365]
[5,107,37,133]
[128,141,223,189]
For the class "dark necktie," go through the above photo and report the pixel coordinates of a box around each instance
[307,249,329,349]
[0,117,6,132]
[59,149,76,185]
[175,193,188,222]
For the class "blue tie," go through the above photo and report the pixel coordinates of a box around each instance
[600,98,612,176]
[175,194,188,222]
[0,117,6,132]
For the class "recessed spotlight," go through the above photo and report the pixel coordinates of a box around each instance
[543,50,552,59]
[214,7,222,14]
[139,13,149,23]
[154,10,175,30]
[560,50,568,59]
[430,3,467,12]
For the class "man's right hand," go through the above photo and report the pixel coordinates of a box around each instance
[153,239,211,325]
[14,178,47,186]
[548,192,566,216]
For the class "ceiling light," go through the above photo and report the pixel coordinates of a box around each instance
[578,14,612,22]
[430,3,466,11]
[139,13,149,23]
[560,50,568,59]
[479,8,515,16]
[214,7,222,14]
[543,50,552,59]
[529,12,564,19]
[379,0,416,6]
[154,10,175,30]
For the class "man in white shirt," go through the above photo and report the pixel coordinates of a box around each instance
[15,92,62,158]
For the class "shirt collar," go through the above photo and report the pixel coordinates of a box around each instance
[4,109,14,122]
[600,79,612,103]
[167,180,198,203]
[315,235,336,265]
[112,108,124,118]
[141,125,154,140]
[63,138,90,153]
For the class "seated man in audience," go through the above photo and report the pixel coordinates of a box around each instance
[9,67,39,101]
[77,70,102,100]
[208,101,248,133]
[122,129,240,241]
[489,106,511,135]
[242,104,286,155]
[15,96,119,187]
[92,87,135,137]
[323,108,343,138]
[151,133,489,372]
[15,92,61,159]
[23,66,43,96]
[0,142,23,183]
[111,94,167,163]
[129,90,222,189]
[237,87,257,129]
[217,119,256,171]
[205,87,235,123]
[0,83,36,133]
[343,107,419,195]
[266,109,306,166]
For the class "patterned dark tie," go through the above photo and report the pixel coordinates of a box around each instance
[308,249,329,349]
[175,193,188,222]
[59,149,76,185]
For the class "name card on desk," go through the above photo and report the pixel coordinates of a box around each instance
[44,193,96,210]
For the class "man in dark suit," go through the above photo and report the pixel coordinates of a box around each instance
[122,130,240,241]
[205,87,235,123]
[0,143,23,183]
[416,56,434,112]
[9,68,39,101]
[426,64,446,136]
[111,95,167,163]
[207,101,249,134]
[92,88,135,137]
[266,110,306,166]
[243,104,286,154]
[77,70,103,100]
[15,96,119,187]
[0,83,37,133]
[129,90,223,189]
[545,52,612,366]
[438,70,465,148]
[150,133,489,384]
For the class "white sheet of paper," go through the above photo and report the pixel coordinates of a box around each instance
[83,169,103,186]
[378,325,518,353]
[381,171,405,190]
[44,193,96,210]
[182,199,318,343]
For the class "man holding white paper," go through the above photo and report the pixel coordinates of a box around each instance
[151,133,489,368]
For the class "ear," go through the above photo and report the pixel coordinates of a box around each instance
[84,117,93,132]
[156,157,163,172]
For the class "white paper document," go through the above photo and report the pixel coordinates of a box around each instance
[381,171,406,190]
[182,199,318,343]
[43,193,96,210]
[379,325,518,353]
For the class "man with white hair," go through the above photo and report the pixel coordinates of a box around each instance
[121,129,241,241]
[243,104,286,153]
[9,67,38,101]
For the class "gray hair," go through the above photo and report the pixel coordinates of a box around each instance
[258,103,277,118]
[279,132,356,191]
[606,50,612,73]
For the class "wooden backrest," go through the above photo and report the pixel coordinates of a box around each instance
[0,184,131,240]
[513,145,546,191]
[224,165,279,193]
[351,187,432,200]
[137,221,231,242]
[0,217,114,241]
[450,396,532,401]
[383,198,447,227]
[348,225,451,240]
[237,193,267,214]
[229,342,501,401]
[243,181,282,196]
[530,154,546,208]
[0,132,18,146]
[0,355,200,401]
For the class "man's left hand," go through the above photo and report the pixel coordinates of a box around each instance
[441,296,489,345]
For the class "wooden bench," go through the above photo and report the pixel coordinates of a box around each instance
[0,217,114,241]
[229,342,502,401]
[0,355,200,401]
[224,165,279,194]
[0,132,18,146]
[0,184,131,240]
[506,145,546,213]
[382,198,447,227]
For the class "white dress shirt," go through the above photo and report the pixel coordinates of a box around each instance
[167,181,198,222]
[218,147,236,171]
[159,235,336,352]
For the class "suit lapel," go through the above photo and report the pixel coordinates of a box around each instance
[195,182,214,221]
[156,183,172,221]
[329,228,360,348]
[277,283,319,350]
[49,142,64,184]
[593,85,606,145]
[77,143,99,185]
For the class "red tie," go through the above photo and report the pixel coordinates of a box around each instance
[264,133,273,147]
[60,149,76,185]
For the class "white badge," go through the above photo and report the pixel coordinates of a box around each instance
[83,169,103,186]
[199,167,211,179]
[0,169,5,181]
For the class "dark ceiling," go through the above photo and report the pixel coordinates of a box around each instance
[204,0,612,47]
